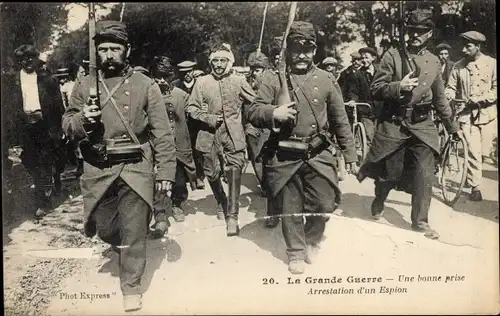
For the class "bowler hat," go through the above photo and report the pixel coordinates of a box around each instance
[359,47,378,57]
[406,8,434,29]
[14,44,40,61]
[459,31,486,43]
[94,20,129,46]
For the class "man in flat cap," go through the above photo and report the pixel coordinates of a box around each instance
[175,60,207,190]
[320,56,340,78]
[358,8,459,239]
[337,51,363,100]
[1,44,66,217]
[187,42,255,236]
[246,21,356,274]
[435,43,454,85]
[344,46,379,149]
[445,31,497,202]
[173,60,197,94]
[62,21,176,312]
[54,67,75,109]
[149,55,197,236]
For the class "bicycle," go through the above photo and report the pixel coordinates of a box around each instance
[434,99,470,206]
[345,102,371,163]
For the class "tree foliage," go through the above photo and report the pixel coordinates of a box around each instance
[0,3,68,73]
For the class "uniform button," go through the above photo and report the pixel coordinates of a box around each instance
[314,87,318,91]
[125,91,130,96]
[124,105,129,110]
[313,99,318,102]
[313,75,317,79]
[125,79,129,84]
[422,83,427,86]
[312,124,316,128]
[424,71,428,75]
[122,134,127,138]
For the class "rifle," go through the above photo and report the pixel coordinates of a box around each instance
[88,3,100,109]
[399,1,416,76]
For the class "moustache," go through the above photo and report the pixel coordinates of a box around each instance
[102,60,122,69]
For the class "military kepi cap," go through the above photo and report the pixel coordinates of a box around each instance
[94,21,129,46]
[247,51,270,68]
[459,31,486,43]
[406,8,434,29]
[359,47,377,57]
[436,43,452,51]
[177,60,197,72]
[287,21,317,47]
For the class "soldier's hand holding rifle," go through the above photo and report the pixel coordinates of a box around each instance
[83,98,102,125]
[400,71,419,91]
[273,101,297,122]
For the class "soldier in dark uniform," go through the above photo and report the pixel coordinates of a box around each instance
[2,44,66,217]
[62,21,176,312]
[246,21,357,274]
[150,55,197,236]
[244,51,280,228]
[357,9,459,240]
[186,42,255,236]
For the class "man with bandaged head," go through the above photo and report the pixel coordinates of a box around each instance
[246,21,357,274]
[62,21,176,312]
[186,42,255,236]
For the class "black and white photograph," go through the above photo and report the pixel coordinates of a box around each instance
[1,1,498,315]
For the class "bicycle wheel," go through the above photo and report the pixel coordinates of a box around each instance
[440,136,468,206]
[353,123,368,163]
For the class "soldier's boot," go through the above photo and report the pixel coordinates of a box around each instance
[371,180,392,220]
[226,168,242,237]
[209,179,227,220]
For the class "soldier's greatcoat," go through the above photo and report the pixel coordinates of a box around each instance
[62,67,177,228]
[163,86,197,188]
[246,66,357,199]
[357,48,458,183]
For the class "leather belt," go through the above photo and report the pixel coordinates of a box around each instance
[287,133,318,143]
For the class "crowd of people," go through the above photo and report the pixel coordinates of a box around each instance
[1,7,497,313]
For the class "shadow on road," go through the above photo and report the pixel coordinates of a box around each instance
[2,163,82,245]
[239,219,288,264]
[340,193,413,231]
[432,193,499,223]
[97,237,178,293]
[483,169,498,182]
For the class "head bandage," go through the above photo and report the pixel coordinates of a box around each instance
[209,43,235,77]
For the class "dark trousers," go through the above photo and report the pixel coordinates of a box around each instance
[278,163,337,261]
[92,177,150,295]
[153,161,189,222]
[188,119,205,182]
[246,134,263,184]
[20,120,60,209]
[375,137,435,228]
[362,117,375,147]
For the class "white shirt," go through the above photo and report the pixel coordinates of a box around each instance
[60,81,75,108]
[20,69,41,112]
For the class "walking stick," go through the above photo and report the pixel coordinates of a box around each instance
[256,2,269,58]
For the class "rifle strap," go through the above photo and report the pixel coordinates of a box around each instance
[287,71,322,134]
[99,71,134,110]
